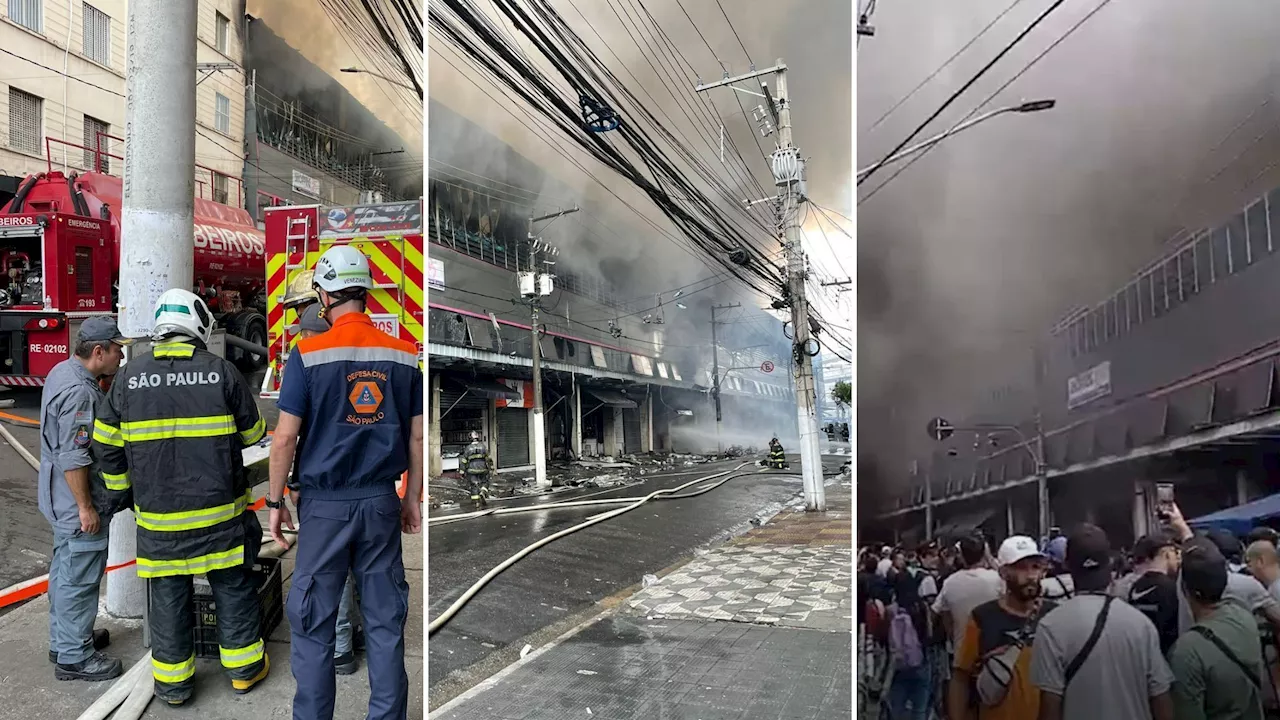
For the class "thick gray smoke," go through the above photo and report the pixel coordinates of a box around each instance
[246,0,422,148]
[429,0,851,323]
[859,0,1280,484]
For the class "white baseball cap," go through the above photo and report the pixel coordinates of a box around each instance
[997,535,1045,566]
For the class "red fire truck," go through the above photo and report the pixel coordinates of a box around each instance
[0,169,267,387]
[258,200,424,398]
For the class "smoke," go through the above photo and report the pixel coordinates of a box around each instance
[428,0,851,321]
[245,0,422,148]
[859,1,1280,484]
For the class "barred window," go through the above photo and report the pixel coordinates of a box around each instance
[8,88,42,154]
[8,0,42,32]
[83,115,110,172]
[215,12,229,54]
[214,93,230,134]
[82,3,111,65]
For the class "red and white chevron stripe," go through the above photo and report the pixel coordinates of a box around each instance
[0,375,45,387]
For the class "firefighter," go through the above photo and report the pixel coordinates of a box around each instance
[266,245,423,720]
[767,437,787,469]
[91,289,269,705]
[282,278,367,674]
[462,430,493,508]
[38,316,128,681]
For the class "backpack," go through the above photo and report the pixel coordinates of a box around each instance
[889,605,925,670]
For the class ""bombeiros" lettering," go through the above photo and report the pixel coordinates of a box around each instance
[193,224,265,257]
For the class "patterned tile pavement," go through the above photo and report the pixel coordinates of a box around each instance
[625,482,852,633]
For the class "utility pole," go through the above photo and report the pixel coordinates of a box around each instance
[108,0,198,617]
[697,59,825,511]
[525,207,577,488]
[710,302,739,453]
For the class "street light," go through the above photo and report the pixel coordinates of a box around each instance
[340,66,420,95]
[856,98,1056,181]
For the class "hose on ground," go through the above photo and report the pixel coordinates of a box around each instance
[74,651,151,720]
[427,463,753,635]
[427,465,843,527]
[112,661,156,720]
[0,419,39,470]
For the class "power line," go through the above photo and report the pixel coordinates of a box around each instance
[0,48,125,96]
[858,0,1071,187]
[859,0,1115,205]
[864,0,1029,135]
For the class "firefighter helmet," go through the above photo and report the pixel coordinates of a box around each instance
[153,288,214,344]
[282,270,319,309]
[313,246,374,293]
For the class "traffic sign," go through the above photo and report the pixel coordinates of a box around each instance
[761,361,775,373]
[926,417,954,442]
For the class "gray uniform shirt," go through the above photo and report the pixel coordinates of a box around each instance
[1030,593,1175,720]
[37,358,103,535]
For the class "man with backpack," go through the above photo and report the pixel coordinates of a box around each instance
[1041,536,1076,601]
[1030,524,1175,720]
[1168,537,1266,720]
[947,535,1051,720]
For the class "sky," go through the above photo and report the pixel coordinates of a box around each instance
[857,0,1280,490]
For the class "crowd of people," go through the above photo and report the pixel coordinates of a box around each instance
[858,504,1280,720]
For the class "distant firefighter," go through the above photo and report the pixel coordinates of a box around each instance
[767,437,788,469]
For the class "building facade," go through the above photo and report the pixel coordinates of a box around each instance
[427,99,795,477]
[877,174,1280,548]
[0,0,248,207]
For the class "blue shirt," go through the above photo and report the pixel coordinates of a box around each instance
[277,313,423,500]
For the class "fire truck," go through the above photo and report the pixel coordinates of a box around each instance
[0,170,267,387]
[258,200,424,398]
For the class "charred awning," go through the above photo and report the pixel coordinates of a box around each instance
[451,377,520,402]
[585,388,638,409]
[932,507,996,540]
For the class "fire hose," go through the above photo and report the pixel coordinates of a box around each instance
[427,461,845,634]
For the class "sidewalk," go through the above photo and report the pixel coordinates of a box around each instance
[432,479,852,719]
[0,511,424,719]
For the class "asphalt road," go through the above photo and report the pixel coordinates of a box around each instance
[0,367,275,594]
[426,454,843,697]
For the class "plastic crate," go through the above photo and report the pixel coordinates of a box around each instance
[192,556,284,660]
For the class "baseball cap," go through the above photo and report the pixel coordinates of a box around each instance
[295,301,330,334]
[77,316,132,345]
[997,535,1044,566]
[1247,526,1279,546]
[1205,528,1242,562]
[1133,531,1178,562]
[1181,537,1228,603]
[1066,524,1112,587]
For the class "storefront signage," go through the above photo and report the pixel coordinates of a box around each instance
[1067,361,1111,409]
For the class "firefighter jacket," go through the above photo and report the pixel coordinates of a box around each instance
[768,442,785,460]
[463,441,491,476]
[91,339,267,578]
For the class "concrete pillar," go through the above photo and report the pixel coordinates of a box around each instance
[108,0,199,619]
[1007,497,1015,538]
[612,407,625,458]
[571,377,583,460]
[603,408,617,457]
[428,374,442,477]
[1237,469,1252,505]
[641,389,653,453]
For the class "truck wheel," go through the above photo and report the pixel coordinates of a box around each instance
[233,313,268,371]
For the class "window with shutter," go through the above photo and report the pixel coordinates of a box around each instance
[8,0,42,32]
[83,3,111,66]
[8,88,42,155]
[83,115,110,172]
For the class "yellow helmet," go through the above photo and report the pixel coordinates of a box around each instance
[282,270,319,309]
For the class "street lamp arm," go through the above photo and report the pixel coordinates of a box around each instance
[855,99,1055,180]
[340,66,418,94]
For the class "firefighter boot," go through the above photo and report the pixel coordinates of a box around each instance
[231,654,270,695]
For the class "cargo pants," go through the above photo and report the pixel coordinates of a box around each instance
[149,564,265,702]
[48,527,109,664]
[288,489,409,720]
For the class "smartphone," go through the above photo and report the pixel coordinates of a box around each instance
[1156,483,1175,521]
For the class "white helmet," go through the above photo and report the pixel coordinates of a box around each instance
[313,246,374,293]
[152,288,213,344]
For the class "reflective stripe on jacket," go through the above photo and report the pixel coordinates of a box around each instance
[91,340,266,578]
[463,441,490,475]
